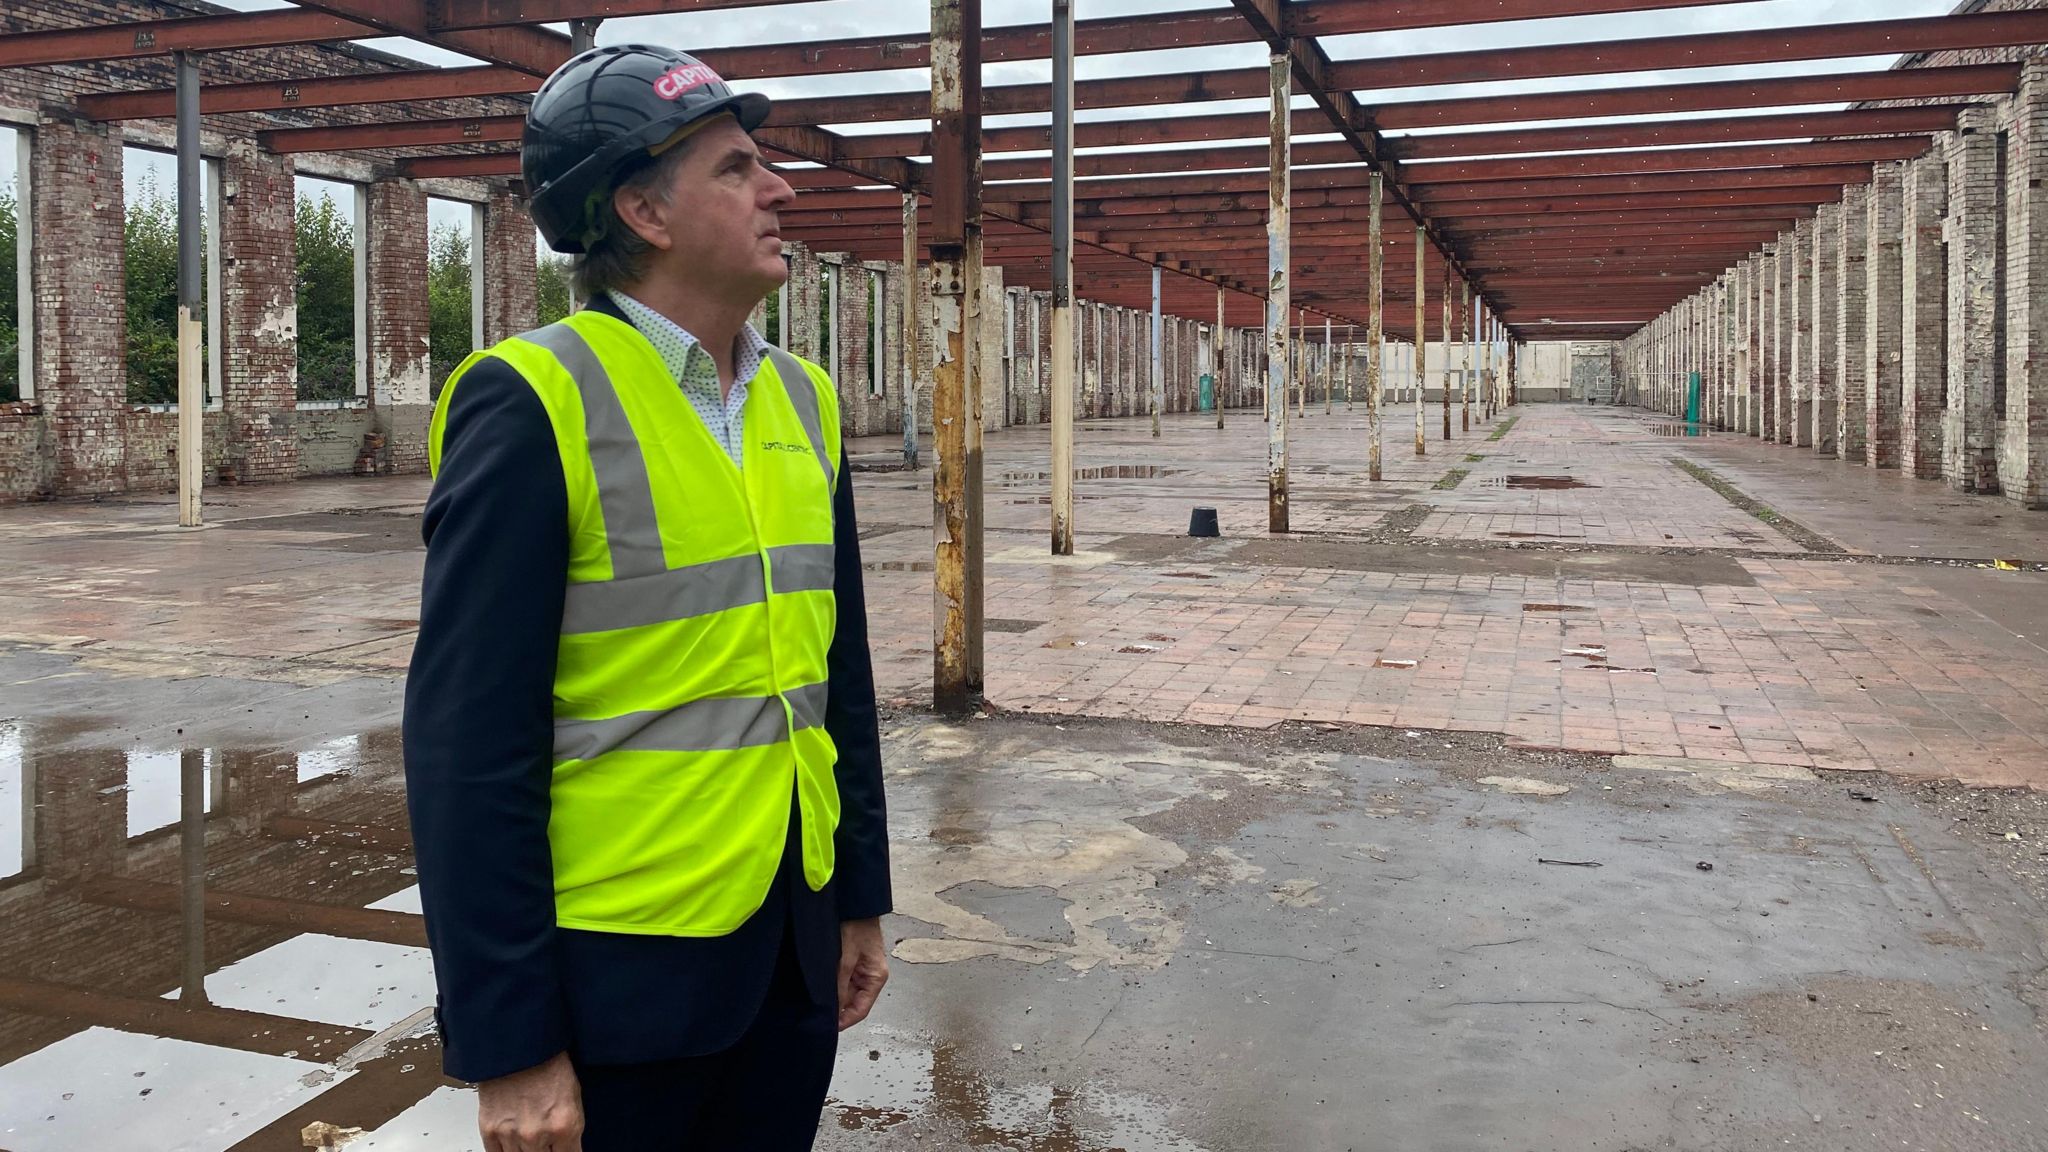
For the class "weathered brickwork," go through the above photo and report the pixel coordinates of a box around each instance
[0,1,533,502]
[1760,246,1779,441]
[1902,148,1949,480]
[480,190,538,349]
[1946,108,2003,493]
[1812,205,1841,455]
[1838,183,1871,461]
[2006,61,2048,507]
[1788,220,1812,446]
[1867,163,1907,469]
[365,178,431,475]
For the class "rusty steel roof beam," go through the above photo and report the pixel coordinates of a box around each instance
[78,64,534,119]
[289,0,570,77]
[1384,105,1971,161]
[260,114,524,153]
[0,9,375,68]
[1330,9,2048,94]
[1411,165,1881,203]
[1370,63,2020,131]
[1403,137,1936,184]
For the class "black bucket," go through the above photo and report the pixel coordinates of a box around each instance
[1188,507,1220,538]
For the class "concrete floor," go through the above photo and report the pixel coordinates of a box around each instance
[2,400,2046,1150]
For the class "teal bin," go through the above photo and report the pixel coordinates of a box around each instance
[1686,371,1702,426]
[1199,374,1215,411]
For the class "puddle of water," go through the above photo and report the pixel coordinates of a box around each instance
[1505,475,1598,490]
[1652,424,1705,437]
[1522,603,1590,613]
[829,1028,1210,1151]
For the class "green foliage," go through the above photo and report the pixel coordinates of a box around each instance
[428,221,473,396]
[123,176,192,404]
[296,192,356,402]
[0,189,16,402]
[537,252,572,326]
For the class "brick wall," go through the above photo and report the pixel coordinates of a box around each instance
[1839,184,1872,461]
[2004,60,2048,507]
[1902,148,1949,479]
[1946,107,2004,492]
[0,0,534,502]
[219,139,299,485]
[1867,162,1907,469]
[1812,205,1841,454]
[365,179,431,476]
[481,189,539,348]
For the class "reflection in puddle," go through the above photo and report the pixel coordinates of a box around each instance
[998,466,1186,483]
[123,747,220,838]
[830,1028,1209,1151]
[1,720,23,881]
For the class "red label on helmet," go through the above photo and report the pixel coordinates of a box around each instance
[653,62,723,100]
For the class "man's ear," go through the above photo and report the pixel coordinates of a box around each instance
[612,181,675,252]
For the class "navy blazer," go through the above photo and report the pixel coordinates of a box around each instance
[402,296,892,1084]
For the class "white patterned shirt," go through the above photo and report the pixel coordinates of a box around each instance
[611,293,771,469]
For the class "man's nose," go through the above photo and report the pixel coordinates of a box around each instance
[763,168,797,210]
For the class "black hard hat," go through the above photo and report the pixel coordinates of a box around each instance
[523,44,772,254]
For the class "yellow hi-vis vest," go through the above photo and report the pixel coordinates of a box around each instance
[428,310,843,936]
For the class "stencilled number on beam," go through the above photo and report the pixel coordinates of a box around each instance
[281,86,301,103]
[462,123,483,138]
[133,31,157,50]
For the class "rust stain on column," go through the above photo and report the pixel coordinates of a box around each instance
[929,0,982,714]
[1368,172,1383,481]
[1266,50,1290,534]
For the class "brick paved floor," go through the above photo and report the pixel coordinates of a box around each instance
[848,402,2048,789]
[1,400,2043,789]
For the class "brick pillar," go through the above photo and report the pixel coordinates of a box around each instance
[1902,148,1948,481]
[978,263,1004,434]
[1867,162,1906,469]
[2005,61,2048,508]
[364,178,431,474]
[1812,204,1840,455]
[1734,259,1752,433]
[881,260,905,435]
[826,256,870,436]
[31,118,126,496]
[481,188,538,346]
[1945,110,2001,493]
[1788,220,1813,446]
[1839,183,1870,462]
[784,242,821,362]
[1759,245,1779,440]
[219,139,299,485]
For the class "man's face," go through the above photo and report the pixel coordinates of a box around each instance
[627,116,796,298]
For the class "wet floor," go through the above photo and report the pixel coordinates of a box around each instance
[4,647,2048,1151]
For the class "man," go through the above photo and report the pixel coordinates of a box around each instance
[403,44,892,1152]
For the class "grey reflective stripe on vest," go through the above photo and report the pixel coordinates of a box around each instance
[521,322,666,580]
[767,347,837,491]
[555,680,831,763]
[562,553,767,635]
[767,543,835,595]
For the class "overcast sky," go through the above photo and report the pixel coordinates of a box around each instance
[0,0,1965,230]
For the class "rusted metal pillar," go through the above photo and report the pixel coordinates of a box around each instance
[178,747,206,1004]
[1368,172,1383,480]
[1265,50,1290,533]
[1150,265,1163,437]
[1460,280,1473,432]
[1414,229,1427,456]
[1049,0,1075,553]
[1296,309,1307,418]
[1440,261,1453,440]
[1216,286,1226,430]
[902,192,920,469]
[930,0,982,714]
[175,52,202,528]
[1323,316,1333,413]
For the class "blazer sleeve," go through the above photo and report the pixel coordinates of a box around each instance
[824,449,894,921]
[402,357,571,1084]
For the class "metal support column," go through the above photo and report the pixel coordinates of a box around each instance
[1323,316,1333,414]
[1265,50,1290,533]
[1150,265,1162,438]
[1215,286,1226,430]
[1049,0,1075,553]
[930,0,982,714]
[1368,172,1383,480]
[175,52,203,529]
[1414,229,1426,457]
[902,191,920,469]
[1441,262,1453,441]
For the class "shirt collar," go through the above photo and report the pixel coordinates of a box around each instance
[608,292,771,386]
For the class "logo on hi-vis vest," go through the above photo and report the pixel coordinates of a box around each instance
[654,63,723,100]
[758,440,811,455]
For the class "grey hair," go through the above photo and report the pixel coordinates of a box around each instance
[570,142,695,301]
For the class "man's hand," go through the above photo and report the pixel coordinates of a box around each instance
[838,917,890,1031]
[478,1050,583,1152]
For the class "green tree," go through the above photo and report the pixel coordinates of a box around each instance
[0,188,17,402]
[296,192,356,402]
[124,176,181,404]
[537,252,572,326]
[428,220,474,394]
